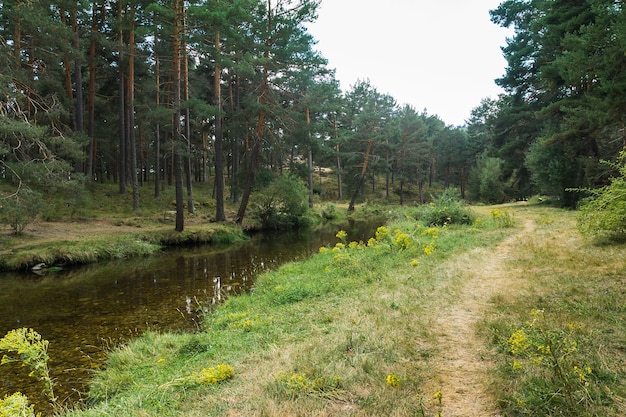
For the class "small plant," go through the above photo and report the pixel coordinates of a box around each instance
[490,208,514,228]
[415,389,443,417]
[0,189,42,235]
[271,371,342,399]
[192,364,235,385]
[0,328,55,404]
[416,188,475,226]
[159,363,235,390]
[385,373,401,388]
[505,309,604,415]
[0,392,37,417]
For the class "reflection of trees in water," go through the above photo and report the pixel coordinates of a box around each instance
[0,219,381,410]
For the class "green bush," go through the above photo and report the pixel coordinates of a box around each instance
[577,151,626,238]
[414,188,475,226]
[468,154,506,204]
[0,189,43,235]
[252,174,312,230]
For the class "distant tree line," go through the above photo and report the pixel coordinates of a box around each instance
[2,0,625,231]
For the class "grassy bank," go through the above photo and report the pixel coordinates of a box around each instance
[45,203,624,417]
[0,223,246,271]
[2,202,623,416]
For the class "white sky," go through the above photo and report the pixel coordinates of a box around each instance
[306,0,512,126]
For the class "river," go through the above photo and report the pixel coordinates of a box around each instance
[0,220,378,411]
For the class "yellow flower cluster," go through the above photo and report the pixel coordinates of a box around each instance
[193,364,235,385]
[422,241,435,256]
[508,329,530,355]
[335,230,348,242]
[275,372,342,397]
[393,229,411,251]
[385,373,401,388]
[0,392,37,417]
[0,328,49,368]
[375,226,389,241]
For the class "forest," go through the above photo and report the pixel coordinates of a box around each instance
[1,0,626,231]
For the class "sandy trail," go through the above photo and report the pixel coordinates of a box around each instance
[423,219,535,416]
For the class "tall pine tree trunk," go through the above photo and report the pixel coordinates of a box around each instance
[214,27,226,221]
[236,0,271,224]
[306,105,314,208]
[173,0,184,231]
[118,2,126,195]
[154,29,161,198]
[128,3,139,211]
[182,10,194,214]
[348,139,373,212]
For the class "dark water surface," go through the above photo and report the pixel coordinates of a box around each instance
[0,220,378,410]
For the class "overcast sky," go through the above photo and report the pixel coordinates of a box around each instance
[306,0,512,126]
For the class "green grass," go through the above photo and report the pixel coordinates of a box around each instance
[480,207,626,416]
[56,205,517,417]
[5,203,625,416]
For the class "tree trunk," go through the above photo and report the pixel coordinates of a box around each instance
[348,139,373,212]
[236,0,271,224]
[128,4,139,211]
[154,29,161,198]
[87,2,103,181]
[214,28,226,221]
[334,118,342,200]
[306,105,314,208]
[118,2,126,195]
[182,9,194,214]
[173,0,184,231]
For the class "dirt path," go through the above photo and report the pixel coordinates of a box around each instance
[423,218,535,416]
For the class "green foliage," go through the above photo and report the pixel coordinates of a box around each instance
[0,189,43,235]
[320,203,337,221]
[504,309,607,416]
[270,371,342,399]
[0,328,55,406]
[525,137,580,204]
[577,152,626,238]
[0,392,37,417]
[252,175,312,230]
[467,154,506,204]
[414,188,475,226]
[490,208,515,228]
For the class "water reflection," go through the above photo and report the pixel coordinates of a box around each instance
[0,220,379,410]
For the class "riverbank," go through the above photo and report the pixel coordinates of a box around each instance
[47,203,623,416]
[0,182,373,271]
[0,215,247,271]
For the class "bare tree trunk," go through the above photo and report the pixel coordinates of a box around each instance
[236,0,271,224]
[306,105,314,208]
[182,9,194,214]
[128,3,139,210]
[154,29,161,198]
[334,118,342,200]
[87,2,103,181]
[118,2,126,195]
[173,0,184,231]
[214,26,226,221]
[348,139,373,212]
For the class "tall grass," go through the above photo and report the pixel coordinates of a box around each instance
[481,207,626,416]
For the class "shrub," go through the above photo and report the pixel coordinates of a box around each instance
[253,174,312,230]
[467,154,506,204]
[577,151,626,238]
[414,188,475,226]
[504,310,608,416]
[0,189,42,235]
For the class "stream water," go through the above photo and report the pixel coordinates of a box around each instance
[0,220,378,411]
